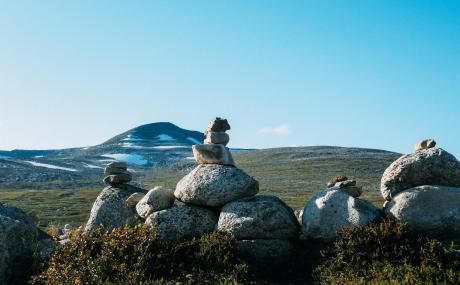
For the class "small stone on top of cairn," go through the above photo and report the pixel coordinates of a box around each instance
[193,117,235,166]
[103,161,132,186]
[326,175,362,198]
[414,139,436,151]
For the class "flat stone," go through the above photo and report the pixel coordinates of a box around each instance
[107,161,127,169]
[338,186,362,198]
[218,195,299,239]
[334,180,356,188]
[103,172,132,185]
[414,139,436,151]
[301,189,380,242]
[380,148,460,201]
[204,131,230,146]
[205,117,231,134]
[145,205,217,241]
[174,164,259,207]
[136,186,175,218]
[192,144,235,166]
[385,185,460,239]
[104,166,129,176]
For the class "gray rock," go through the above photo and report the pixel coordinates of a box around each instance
[236,239,294,265]
[204,117,231,134]
[192,144,235,166]
[414,139,436,151]
[338,186,362,198]
[175,164,259,207]
[204,131,230,146]
[218,195,299,239]
[334,180,356,188]
[385,185,460,239]
[301,189,380,242]
[136,186,175,218]
[145,205,217,241]
[107,161,127,169]
[85,185,147,232]
[126,192,146,208]
[103,172,132,185]
[0,204,40,284]
[380,148,460,201]
[105,166,129,176]
[34,238,56,261]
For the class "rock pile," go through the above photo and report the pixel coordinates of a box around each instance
[85,162,147,232]
[326,175,362,198]
[300,176,380,242]
[382,139,460,238]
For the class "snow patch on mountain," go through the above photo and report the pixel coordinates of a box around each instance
[187,137,202,144]
[26,161,78,172]
[101,153,148,165]
[155,134,175,141]
[84,164,103,169]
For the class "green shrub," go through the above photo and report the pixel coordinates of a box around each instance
[32,225,248,285]
[314,218,460,284]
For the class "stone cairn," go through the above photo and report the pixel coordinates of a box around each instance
[382,139,460,239]
[85,161,147,232]
[300,175,379,241]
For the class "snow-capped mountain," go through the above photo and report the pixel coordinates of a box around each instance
[0,122,204,188]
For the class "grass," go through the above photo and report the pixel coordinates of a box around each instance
[0,146,401,227]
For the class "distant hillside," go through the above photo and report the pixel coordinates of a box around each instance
[0,122,204,189]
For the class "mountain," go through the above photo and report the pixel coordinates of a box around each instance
[0,122,204,189]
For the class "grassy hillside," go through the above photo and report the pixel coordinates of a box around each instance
[0,146,401,227]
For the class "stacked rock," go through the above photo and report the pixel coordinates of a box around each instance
[193,117,234,166]
[85,161,147,232]
[103,161,132,186]
[326,175,363,198]
[382,139,460,239]
[300,176,380,242]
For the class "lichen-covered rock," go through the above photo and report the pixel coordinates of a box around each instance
[136,186,174,218]
[145,205,217,241]
[218,195,299,239]
[125,192,145,208]
[380,148,460,201]
[204,117,231,134]
[301,189,380,242]
[236,239,295,265]
[414,139,436,151]
[385,185,460,239]
[174,164,259,207]
[204,131,230,146]
[85,185,147,231]
[192,144,235,166]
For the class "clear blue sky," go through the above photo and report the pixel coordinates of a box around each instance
[1,0,459,157]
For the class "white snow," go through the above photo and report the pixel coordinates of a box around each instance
[84,164,103,169]
[185,156,195,160]
[155,134,175,141]
[187,137,202,144]
[26,161,77,172]
[101,153,148,165]
[122,135,142,142]
[152,146,188,149]
[34,155,44,158]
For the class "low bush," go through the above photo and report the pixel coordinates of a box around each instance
[314,218,460,284]
[33,225,248,285]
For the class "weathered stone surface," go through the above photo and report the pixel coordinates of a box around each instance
[107,161,128,169]
[192,144,235,166]
[334,180,356,188]
[204,132,230,146]
[136,186,175,218]
[301,189,380,242]
[105,166,128,176]
[175,164,259,207]
[414,139,436,151]
[236,239,295,265]
[338,186,362,198]
[380,148,460,201]
[145,205,217,241]
[85,185,147,231]
[218,195,299,239]
[385,185,460,239]
[205,117,230,134]
[0,203,43,285]
[126,192,145,207]
[103,172,132,185]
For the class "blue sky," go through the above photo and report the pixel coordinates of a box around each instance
[1,0,459,156]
